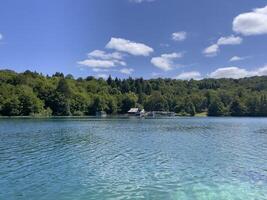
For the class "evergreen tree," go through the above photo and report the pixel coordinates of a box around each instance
[56,78,72,98]
[107,75,113,86]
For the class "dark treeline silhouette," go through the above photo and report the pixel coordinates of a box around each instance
[0,69,267,117]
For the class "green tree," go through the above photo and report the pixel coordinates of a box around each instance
[258,95,267,116]
[70,93,89,115]
[49,92,71,116]
[120,93,137,113]
[88,96,108,115]
[106,97,117,114]
[144,92,168,111]
[230,98,247,116]
[56,78,72,98]
[18,86,44,115]
[246,96,259,116]
[208,99,225,116]
[185,101,196,116]
[1,97,21,116]
[107,75,113,86]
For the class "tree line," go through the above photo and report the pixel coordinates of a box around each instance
[0,69,267,117]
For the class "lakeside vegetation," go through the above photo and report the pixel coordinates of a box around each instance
[0,69,267,117]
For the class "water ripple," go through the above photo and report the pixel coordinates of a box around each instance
[0,117,267,199]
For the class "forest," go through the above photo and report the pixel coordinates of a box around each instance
[0,69,267,117]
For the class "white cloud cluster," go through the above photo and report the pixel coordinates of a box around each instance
[120,68,134,75]
[78,37,154,72]
[172,31,187,41]
[151,52,183,71]
[106,37,154,56]
[209,66,267,79]
[233,5,267,36]
[203,35,243,57]
[175,65,267,80]
[175,71,202,80]
[78,50,126,69]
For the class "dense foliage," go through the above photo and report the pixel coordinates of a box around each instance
[0,69,267,117]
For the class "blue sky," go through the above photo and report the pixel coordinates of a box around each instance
[0,0,267,79]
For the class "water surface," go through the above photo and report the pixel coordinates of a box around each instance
[0,117,267,199]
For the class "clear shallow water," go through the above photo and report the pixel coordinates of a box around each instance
[0,117,267,200]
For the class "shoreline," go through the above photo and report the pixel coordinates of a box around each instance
[1,115,267,119]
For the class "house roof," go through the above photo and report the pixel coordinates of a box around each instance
[128,108,139,113]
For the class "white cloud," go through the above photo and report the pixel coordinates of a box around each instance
[129,0,155,3]
[88,50,124,60]
[229,56,245,62]
[233,5,267,36]
[203,44,219,57]
[172,31,187,41]
[106,37,154,56]
[92,68,110,72]
[209,67,249,79]
[78,49,126,69]
[120,68,134,75]
[78,59,119,68]
[209,65,267,79]
[151,52,183,71]
[175,71,202,80]
[78,58,126,68]
[203,35,242,57]
[0,33,3,40]
[217,35,243,45]
[257,65,267,76]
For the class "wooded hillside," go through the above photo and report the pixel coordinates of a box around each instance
[0,70,267,116]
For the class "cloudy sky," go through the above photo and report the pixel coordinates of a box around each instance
[0,0,267,79]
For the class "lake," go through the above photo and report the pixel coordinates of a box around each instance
[0,117,267,200]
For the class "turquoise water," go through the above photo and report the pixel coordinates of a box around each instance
[0,117,267,200]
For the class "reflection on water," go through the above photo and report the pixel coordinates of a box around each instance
[0,117,267,200]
